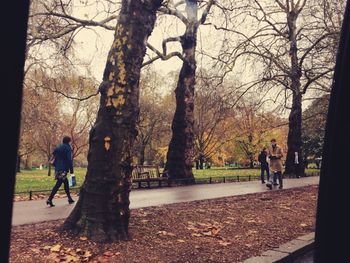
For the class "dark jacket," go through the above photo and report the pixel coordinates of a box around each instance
[258,151,268,166]
[52,143,74,173]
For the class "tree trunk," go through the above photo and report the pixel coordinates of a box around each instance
[285,93,305,177]
[139,144,146,165]
[24,155,32,170]
[62,0,162,242]
[16,155,21,173]
[165,2,198,183]
[195,160,199,169]
[199,154,204,170]
[284,10,304,178]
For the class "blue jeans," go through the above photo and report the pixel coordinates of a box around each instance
[272,171,283,186]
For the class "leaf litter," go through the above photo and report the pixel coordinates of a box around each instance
[10,185,318,263]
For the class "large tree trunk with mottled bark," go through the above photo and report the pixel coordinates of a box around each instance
[165,31,197,183]
[285,92,305,177]
[284,10,305,178]
[62,0,162,242]
[164,0,215,181]
[164,1,199,183]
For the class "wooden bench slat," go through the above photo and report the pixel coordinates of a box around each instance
[131,164,169,188]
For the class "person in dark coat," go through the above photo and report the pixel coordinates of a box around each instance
[46,136,75,207]
[258,147,270,184]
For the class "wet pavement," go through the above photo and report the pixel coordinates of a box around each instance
[12,176,319,226]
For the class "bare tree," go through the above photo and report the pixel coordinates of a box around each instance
[50,73,99,160]
[193,68,233,169]
[146,0,215,182]
[208,0,344,177]
[134,67,168,165]
[24,0,119,103]
[18,86,41,171]
[19,69,68,169]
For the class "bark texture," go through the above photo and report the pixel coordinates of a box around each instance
[62,0,162,242]
[284,9,305,177]
[285,93,304,177]
[165,1,198,183]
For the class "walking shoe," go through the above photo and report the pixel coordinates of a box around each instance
[279,186,283,189]
[266,183,272,190]
[46,200,55,207]
[68,199,75,204]
[262,181,265,184]
[273,182,279,186]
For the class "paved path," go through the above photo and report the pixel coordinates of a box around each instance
[12,176,319,226]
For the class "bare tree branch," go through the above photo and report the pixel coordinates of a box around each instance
[32,12,117,30]
[159,5,188,24]
[197,0,215,25]
[299,32,336,68]
[142,43,184,67]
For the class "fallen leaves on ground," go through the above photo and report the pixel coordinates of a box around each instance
[187,221,222,237]
[40,244,93,262]
[10,185,318,263]
[49,244,61,252]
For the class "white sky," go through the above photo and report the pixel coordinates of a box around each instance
[38,0,329,116]
[71,3,226,83]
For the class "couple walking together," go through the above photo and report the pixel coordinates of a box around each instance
[258,138,284,190]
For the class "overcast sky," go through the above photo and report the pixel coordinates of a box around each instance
[71,2,229,84]
[36,0,324,116]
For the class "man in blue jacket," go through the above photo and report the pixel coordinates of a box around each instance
[46,136,75,207]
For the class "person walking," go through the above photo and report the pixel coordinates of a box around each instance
[258,147,270,184]
[46,136,75,207]
[266,138,284,190]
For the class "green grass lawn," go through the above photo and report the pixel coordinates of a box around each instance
[15,168,87,194]
[14,167,320,194]
[193,167,262,179]
[193,167,319,182]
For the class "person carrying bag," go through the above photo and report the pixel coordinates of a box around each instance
[46,136,75,207]
[68,173,77,187]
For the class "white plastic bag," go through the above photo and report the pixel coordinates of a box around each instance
[68,174,76,187]
[71,174,76,186]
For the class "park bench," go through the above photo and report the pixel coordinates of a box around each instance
[132,165,170,188]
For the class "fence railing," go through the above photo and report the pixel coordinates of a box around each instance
[14,172,320,201]
[15,187,81,200]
